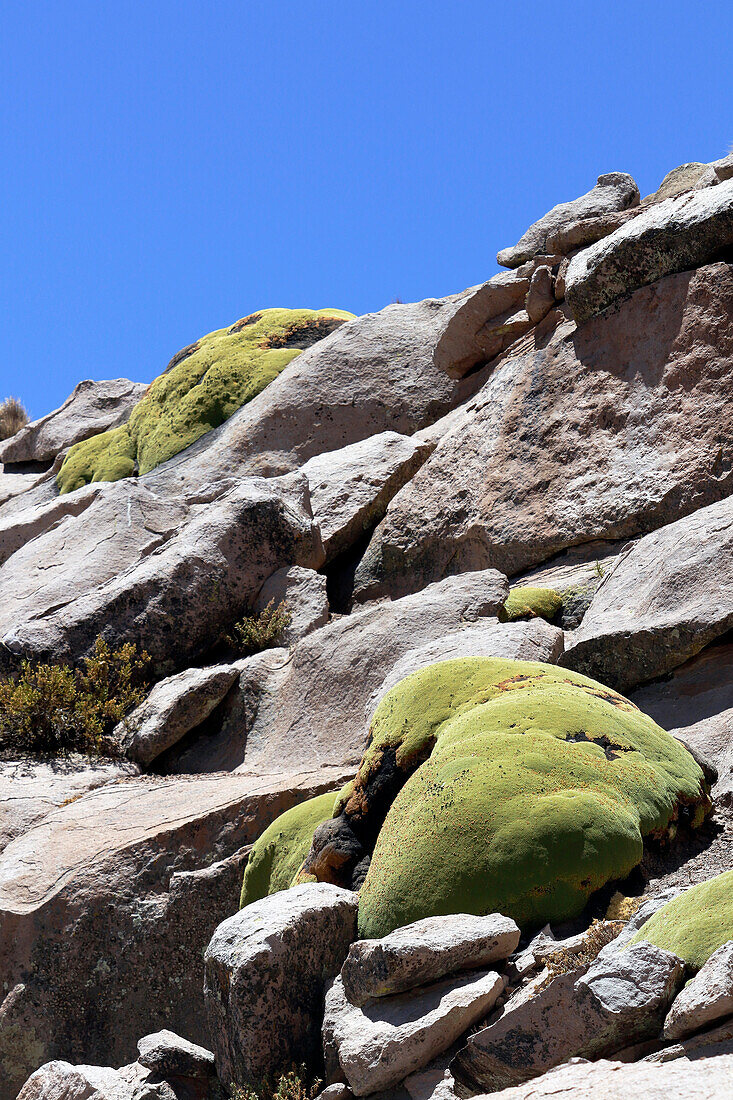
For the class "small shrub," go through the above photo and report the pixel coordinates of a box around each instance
[536,919,625,993]
[0,396,29,441]
[230,1065,321,1100]
[0,637,150,756]
[594,559,606,579]
[224,600,291,657]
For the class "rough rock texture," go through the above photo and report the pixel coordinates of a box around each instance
[0,756,138,852]
[663,941,733,1040]
[136,1030,215,1078]
[565,178,733,324]
[497,173,639,268]
[545,209,639,254]
[302,432,434,563]
[15,1060,155,1100]
[451,942,685,1094]
[354,263,733,601]
[473,1053,733,1099]
[165,570,509,776]
[204,883,358,1087]
[254,565,329,645]
[0,472,322,674]
[0,480,99,569]
[524,266,556,323]
[563,495,733,691]
[641,162,708,206]
[118,663,243,765]
[630,641,733,805]
[0,379,147,466]
[323,970,504,1096]
[0,768,349,1100]
[340,914,520,1006]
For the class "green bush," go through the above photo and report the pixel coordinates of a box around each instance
[0,637,150,756]
[0,396,29,441]
[224,600,291,657]
[231,1065,321,1100]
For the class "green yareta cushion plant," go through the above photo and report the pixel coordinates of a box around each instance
[629,870,733,972]
[57,307,353,493]
[499,585,563,623]
[240,790,338,908]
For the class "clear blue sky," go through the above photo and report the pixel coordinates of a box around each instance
[1,1,731,419]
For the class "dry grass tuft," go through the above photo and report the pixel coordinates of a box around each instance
[0,396,29,441]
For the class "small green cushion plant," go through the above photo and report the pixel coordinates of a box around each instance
[629,870,733,972]
[499,586,563,623]
[57,307,353,493]
[240,790,338,908]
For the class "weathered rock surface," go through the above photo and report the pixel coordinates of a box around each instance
[475,1052,733,1099]
[565,177,733,323]
[663,941,733,1041]
[497,173,639,268]
[630,641,733,805]
[340,913,520,1006]
[451,942,685,1094]
[15,1060,153,1100]
[0,472,322,674]
[0,756,138,852]
[136,1030,216,1078]
[641,162,708,206]
[0,465,49,510]
[302,432,434,564]
[323,970,504,1096]
[118,663,242,765]
[254,565,329,645]
[204,883,358,1087]
[166,570,509,776]
[0,379,147,466]
[0,480,99,568]
[524,266,555,324]
[545,208,640,254]
[563,494,733,691]
[0,768,349,1100]
[354,263,733,600]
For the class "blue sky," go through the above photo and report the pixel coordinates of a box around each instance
[1,1,731,419]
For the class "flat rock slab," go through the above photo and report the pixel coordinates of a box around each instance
[166,570,508,777]
[324,970,504,1096]
[0,756,138,853]
[566,177,733,323]
[563,494,733,691]
[341,913,519,1006]
[476,1052,733,1099]
[353,263,733,602]
[205,884,358,1087]
[663,940,733,1041]
[0,378,147,466]
[0,767,350,1100]
[451,942,685,1094]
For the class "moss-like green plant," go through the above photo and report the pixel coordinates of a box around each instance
[57,307,353,493]
[350,658,710,938]
[224,600,292,658]
[499,586,563,623]
[240,790,337,908]
[629,870,733,972]
[0,637,150,756]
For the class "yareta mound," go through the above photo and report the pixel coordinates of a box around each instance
[629,870,733,972]
[287,657,709,939]
[239,789,338,908]
[57,307,353,493]
[499,585,563,623]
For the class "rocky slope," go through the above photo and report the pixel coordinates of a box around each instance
[3,153,733,1099]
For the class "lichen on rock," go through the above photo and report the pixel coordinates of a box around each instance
[57,307,353,493]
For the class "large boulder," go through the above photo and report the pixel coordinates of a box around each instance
[0,379,147,467]
[0,767,349,1100]
[353,263,733,601]
[204,884,358,1087]
[562,495,733,691]
[663,940,733,1040]
[165,570,509,776]
[254,565,330,645]
[497,173,639,268]
[0,472,322,674]
[451,942,685,1094]
[323,969,504,1096]
[340,913,520,1006]
[565,177,733,324]
[295,658,709,938]
[15,1061,155,1100]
